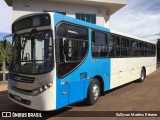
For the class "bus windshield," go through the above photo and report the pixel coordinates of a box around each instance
[10,30,53,74]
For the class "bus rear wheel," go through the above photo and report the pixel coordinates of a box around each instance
[138,68,146,82]
[85,78,100,105]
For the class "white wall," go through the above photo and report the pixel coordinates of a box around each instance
[12,0,110,27]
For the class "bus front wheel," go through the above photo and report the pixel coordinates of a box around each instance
[85,78,100,105]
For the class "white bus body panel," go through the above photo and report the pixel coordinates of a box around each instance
[110,57,156,89]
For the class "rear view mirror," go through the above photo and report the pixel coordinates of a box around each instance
[3,39,7,49]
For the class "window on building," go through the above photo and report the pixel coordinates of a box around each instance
[76,13,96,24]
[92,31,108,57]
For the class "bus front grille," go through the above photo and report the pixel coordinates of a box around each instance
[9,73,35,83]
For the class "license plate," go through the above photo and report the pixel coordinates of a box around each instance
[14,95,22,101]
[10,80,17,87]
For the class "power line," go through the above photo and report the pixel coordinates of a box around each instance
[141,33,160,38]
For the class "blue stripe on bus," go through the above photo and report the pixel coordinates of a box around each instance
[54,13,111,109]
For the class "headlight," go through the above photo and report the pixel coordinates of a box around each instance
[31,82,53,96]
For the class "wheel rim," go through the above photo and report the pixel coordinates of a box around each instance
[92,84,100,100]
[141,70,145,80]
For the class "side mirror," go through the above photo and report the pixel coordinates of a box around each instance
[3,39,7,49]
[3,34,13,49]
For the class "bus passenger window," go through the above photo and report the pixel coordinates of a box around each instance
[150,44,156,56]
[92,31,108,57]
[121,38,129,57]
[108,34,120,57]
[56,23,88,77]
[138,42,145,57]
[130,40,138,57]
[144,43,149,56]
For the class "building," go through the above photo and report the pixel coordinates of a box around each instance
[5,0,127,28]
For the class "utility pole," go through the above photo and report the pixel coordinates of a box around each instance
[3,60,6,81]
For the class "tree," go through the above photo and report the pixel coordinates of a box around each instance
[0,41,12,71]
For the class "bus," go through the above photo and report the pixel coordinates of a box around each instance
[7,12,156,111]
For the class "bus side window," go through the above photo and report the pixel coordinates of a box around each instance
[108,35,114,57]
[138,42,144,57]
[145,43,150,57]
[151,44,156,56]
[56,23,88,77]
[108,34,120,57]
[92,31,108,58]
[148,43,152,56]
[130,40,138,57]
[121,37,129,57]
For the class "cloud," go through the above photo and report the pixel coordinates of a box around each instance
[0,0,12,33]
[110,0,160,41]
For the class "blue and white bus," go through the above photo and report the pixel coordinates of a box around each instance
[7,12,156,111]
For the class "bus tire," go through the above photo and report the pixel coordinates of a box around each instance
[85,78,100,105]
[138,68,146,82]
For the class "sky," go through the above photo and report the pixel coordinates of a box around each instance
[110,0,160,42]
[0,0,160,42]
[0,0,12,42]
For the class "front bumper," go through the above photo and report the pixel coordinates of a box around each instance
[8,87,55,111]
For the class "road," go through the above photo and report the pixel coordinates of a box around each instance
[0,68,160,120]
